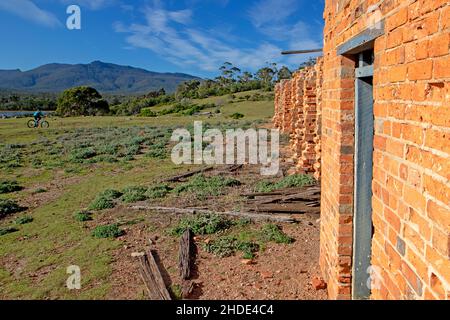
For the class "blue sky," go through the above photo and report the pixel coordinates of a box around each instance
[0,0,324,78]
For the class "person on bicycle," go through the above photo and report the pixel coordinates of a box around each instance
[33,109,44,125]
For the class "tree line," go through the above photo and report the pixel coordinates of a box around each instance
[1,60,319,116]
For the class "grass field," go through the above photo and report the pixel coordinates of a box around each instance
[0,94,275,299]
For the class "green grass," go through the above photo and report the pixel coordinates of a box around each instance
[0,90,275,299]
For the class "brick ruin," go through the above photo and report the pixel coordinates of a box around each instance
[273,58,323,180]
[274,0,449,300]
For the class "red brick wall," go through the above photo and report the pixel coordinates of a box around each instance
[321,0,449,299]
[273,60,323,178]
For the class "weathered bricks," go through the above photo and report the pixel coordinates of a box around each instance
[321,0,450,300]
[273,58,324,179]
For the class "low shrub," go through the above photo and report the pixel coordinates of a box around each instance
[88,189,122,210]
[88,197,115,210]
[32,188,47,194]
[203,236,259,258]
[258,224,293,244]
[92,224,124,238]
[254,174,316,192]
[0,227,19,236]
[121,186,148,203]
[15,216,33,225]
[145,184,172,199]
[230,112,244,119]
[70,148,97,162]
[173,174,240,200]
[169,213,234,236]
[145,148,167,159]
[0,199,25,218]
[74,211,93,222]
[140,108,157,117]
[0,180,23,194]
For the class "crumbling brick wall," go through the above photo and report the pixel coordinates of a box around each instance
[321,0,449,300]
[273,58,324,179]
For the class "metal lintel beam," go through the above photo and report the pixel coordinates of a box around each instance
[337,20,385,55]
[281,49,323,55]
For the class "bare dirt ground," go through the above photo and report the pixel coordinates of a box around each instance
[102,157,327,300]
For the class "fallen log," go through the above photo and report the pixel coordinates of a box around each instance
[179,229,193,280]
[130,205,296,223]
[164,166,214,182]
[137,250,171,300]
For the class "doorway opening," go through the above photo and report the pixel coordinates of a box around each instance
[352,48,375,300]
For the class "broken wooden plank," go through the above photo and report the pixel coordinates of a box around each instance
[137,250,171,300]
[164,166,214,182]
[245,202,320,214]
[130,205,296,223]
[243,185,320,198]
[181,281,195,299]
[179,229,193,280]
[227,164,243,172]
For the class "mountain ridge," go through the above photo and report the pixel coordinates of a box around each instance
[0,61,200,94]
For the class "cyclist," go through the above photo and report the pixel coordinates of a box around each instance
[33,109,44,126]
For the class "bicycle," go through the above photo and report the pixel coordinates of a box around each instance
[27,118,49,128]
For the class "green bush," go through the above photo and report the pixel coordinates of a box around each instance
[169,213,233,236]
[140,108,157,117]
[15,216,33,225]
[230,112,244,119]
[258,224,293,244]
[145,148,167,159]
[70,148,97,162]
[92,224,124,238]
[173,174,240,200]
[254,174,316,192]
[121,186,148,203]
[88,189,122,210]
[32,188,47,194]
[0,199,25,218]
[74,211,93,222]
[203,236,259,258]
[0,227,19,236]
[100,189,122,199]
[88,197,115,210]
[0,180,23,194]
[145,184,171,199]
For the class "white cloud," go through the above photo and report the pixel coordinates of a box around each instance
[59,0,115,10]
[248,0,298,28]
[117,6,286,73]
[0,0,61,27]
[248,0,323,68]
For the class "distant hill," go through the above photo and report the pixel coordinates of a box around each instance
[0,61,200,94]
